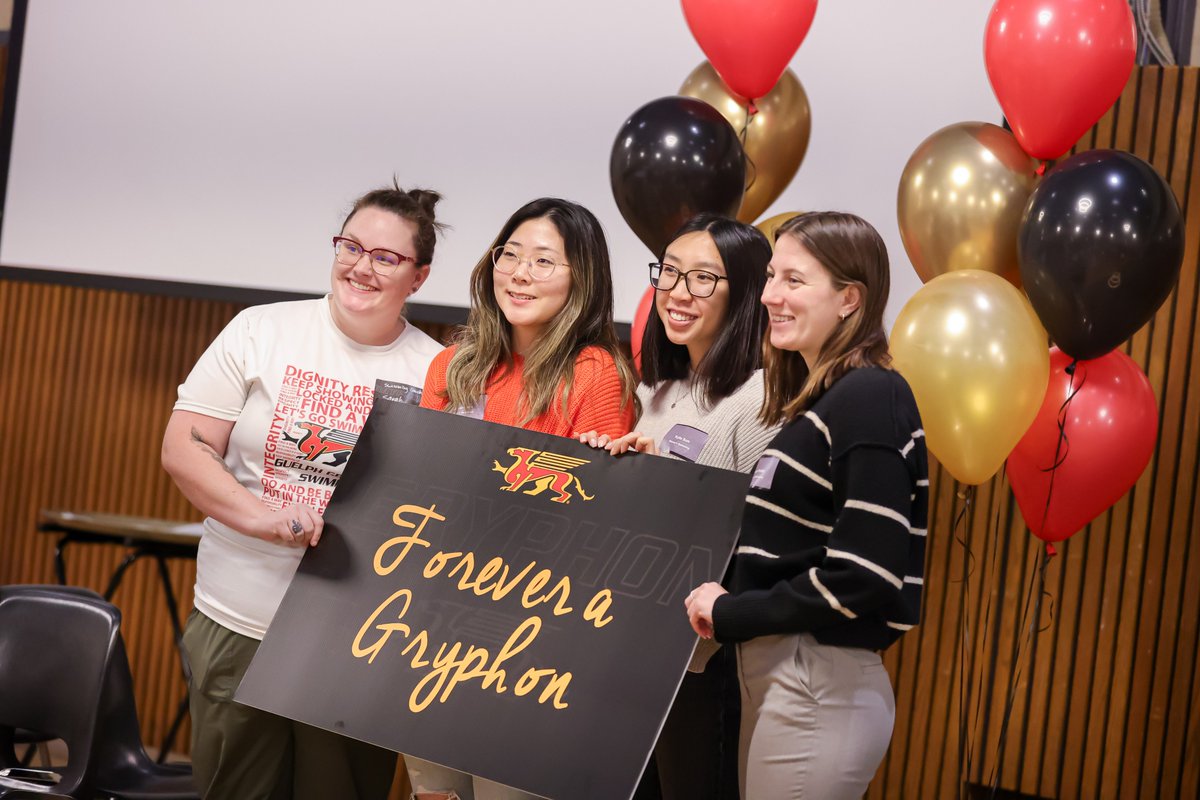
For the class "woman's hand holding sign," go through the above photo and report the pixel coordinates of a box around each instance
[685,581,727,639]
[257,503,324,548]
[577,429,660,456]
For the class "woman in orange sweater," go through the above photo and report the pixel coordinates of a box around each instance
[420,197,637,439]
[412,203,638,796]
[410,199,636,799]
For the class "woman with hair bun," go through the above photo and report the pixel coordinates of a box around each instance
[163,182,446,800]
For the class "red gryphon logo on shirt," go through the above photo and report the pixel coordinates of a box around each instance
[287,422,358,466]
[492,447,594,504]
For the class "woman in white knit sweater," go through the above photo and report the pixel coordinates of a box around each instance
[580,213,778,800]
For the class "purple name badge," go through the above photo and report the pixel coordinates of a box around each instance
[751,454,780,489]
[661,424,709,462]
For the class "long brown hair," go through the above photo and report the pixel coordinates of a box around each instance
[441,198,638,423]
[761,212,892,425]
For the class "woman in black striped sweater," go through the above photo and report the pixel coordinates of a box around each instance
[685,212,928,799]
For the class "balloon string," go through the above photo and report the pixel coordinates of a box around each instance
[965,477,1007,793]
[1035,359,1085,539]
[980,357,1074,792]
[953,485,976,799]
[740,102,758,197]
[951,489,977,583]
[1037,570,1057,632]
[988,543,1056,796]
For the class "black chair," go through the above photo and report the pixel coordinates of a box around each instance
[10,731,50,769]
[0,587,120,799]
[3,587,106,771]
[0,586,198,800]
[92,634,198,800]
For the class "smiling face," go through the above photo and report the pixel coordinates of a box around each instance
[761,234,859,366]
[329,205,429,344]
[493,216,573,355]
[655,231,730,370]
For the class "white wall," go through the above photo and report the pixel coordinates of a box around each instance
[0,0,1000,322]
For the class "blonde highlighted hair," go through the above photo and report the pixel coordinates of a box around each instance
[440,198,638,424]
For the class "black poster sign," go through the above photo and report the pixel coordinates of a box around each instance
[237,399,749,800]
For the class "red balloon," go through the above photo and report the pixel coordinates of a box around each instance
[985,0,1135,160]
[1007,348,1157,542]
[681,0,818,101]
[630,286,655,372]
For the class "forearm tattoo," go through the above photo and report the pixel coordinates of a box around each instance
[190,426,236,476]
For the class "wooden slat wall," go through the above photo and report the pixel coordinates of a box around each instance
[0,280,453,800]
[866,66,1200,800]
[0,283,234,749]
[0,67,1196,800]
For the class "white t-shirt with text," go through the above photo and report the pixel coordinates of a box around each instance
[174,297,441,639]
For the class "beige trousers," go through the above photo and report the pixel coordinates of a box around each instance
[736,633,895,799]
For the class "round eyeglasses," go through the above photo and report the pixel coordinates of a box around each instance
[649,262,727,298]
[492,245,568,281]
[332,237,416,275]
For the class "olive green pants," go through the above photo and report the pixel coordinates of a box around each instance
[183,609,397,800]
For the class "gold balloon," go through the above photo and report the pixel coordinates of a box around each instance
[897,122,1039,288]
[680,61,811,224]
[755,211,802,245]
[890,270,1049,485]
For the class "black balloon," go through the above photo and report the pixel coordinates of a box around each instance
[610,96,745,256]
[1018,150,1183,360]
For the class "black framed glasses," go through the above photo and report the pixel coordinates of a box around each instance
[332,237,416,275]
[649,262,727,298]
[491,245,568,280]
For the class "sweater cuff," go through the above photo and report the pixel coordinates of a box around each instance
[713,587,806,644]
[712,592,756,644]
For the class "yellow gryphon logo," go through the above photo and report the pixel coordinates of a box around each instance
[492,447,594,504]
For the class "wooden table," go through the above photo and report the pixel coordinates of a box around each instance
[38,509,204,761]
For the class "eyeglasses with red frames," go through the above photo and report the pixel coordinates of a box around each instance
[332,237,416,275]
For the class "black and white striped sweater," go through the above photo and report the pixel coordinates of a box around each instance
[712,367,928,651]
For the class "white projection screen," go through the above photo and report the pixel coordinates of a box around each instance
[0,0,1001,323]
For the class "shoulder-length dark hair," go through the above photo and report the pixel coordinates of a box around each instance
[639,213,771,405]
[761,211,892,425]
[441,197,638,423]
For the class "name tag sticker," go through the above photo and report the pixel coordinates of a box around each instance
[661,424,709,462]
[373,379,423,405]
[455,394,487,420]
[751,455,780,489]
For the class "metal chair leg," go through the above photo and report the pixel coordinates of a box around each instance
[102,549,145,600]
[154,555,192,762]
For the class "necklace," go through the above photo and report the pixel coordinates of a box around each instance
[670,380,693,410]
